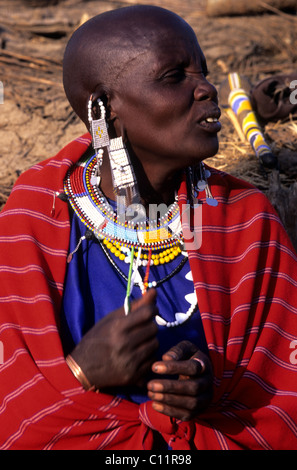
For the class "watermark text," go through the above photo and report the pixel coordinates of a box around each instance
[290,80,297,105]
[289,340,297,365]
[109,197,203,251]
[0,341,3,365]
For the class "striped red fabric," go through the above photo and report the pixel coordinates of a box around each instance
[0,134,296,449]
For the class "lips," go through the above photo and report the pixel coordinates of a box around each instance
[197,108,222,133]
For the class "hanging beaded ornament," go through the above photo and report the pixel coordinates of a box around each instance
[188,162,218,207]
[108,136,140,207]
[88,97,109,185]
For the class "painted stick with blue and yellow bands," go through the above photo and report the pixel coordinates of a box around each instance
[221,72,277,168]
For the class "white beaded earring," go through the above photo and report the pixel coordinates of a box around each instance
[88,95,109,185]
[88,95,140,207]
[108,136,140,207]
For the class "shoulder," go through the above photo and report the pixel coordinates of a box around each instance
[2,134,91,213]
[204,165,292,248]
[208,165,276,214]
[17,134,91,188]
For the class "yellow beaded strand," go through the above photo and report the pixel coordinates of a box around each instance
[103,238,182,265]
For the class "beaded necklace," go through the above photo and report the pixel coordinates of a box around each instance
[64,152,199,327]
[99,236,188,289]
[64,152,184,260]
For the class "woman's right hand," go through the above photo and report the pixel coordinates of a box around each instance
[70,289,159,390]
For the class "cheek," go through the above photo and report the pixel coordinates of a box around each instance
[123,103,173,144]
[122,87,188,131]
[116,89,193,155]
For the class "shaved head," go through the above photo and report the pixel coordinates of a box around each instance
[62,5,194,126]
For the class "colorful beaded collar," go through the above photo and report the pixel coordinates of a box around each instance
[64,153,183,251]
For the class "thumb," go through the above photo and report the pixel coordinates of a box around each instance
[130,288,157,313]
[162,340,199,361]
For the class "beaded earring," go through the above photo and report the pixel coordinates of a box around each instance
[88,95,139,207]
[88,95,109,185]
[199,162,218,206]
[188,163,218,207]
[108,135,140,207]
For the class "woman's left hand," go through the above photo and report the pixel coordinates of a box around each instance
[147,340,213,421]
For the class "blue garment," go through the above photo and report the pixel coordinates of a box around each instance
[61,212,208,403]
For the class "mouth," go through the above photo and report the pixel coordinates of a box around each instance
[197,109,222,133]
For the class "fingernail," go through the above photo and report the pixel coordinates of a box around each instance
[153,364,166,373]
[148,382,163,392]
[165,352,178,360]
[192,357,206,373]
[152,402,163,412]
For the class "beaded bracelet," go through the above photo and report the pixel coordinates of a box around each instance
[66,354,96,392]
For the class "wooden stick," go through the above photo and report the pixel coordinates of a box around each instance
[206,0,296,16]
[0,50,62,67]
[259,1,297,20]
[1,70,62,87]
[0,56,48,71]
[224,108,247,143]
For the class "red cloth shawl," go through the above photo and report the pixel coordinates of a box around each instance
[0,134,297,450]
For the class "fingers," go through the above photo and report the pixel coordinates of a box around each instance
[192,357,206,374]
[149,392,212,422]
[122,291,159,349]
[130,288,157,313]
[110,289,157,323]
[161,340,199,362]
[147,347,213,421]
[118,289,158,333]
[152,356,206,377]
[154,344,211,378]
[72,290,159,389]
[147,372,213,421]
[147,375,210,396]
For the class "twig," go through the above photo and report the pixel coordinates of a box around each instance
[0,191,9,201]
[259,2,297,21]
[0,19,73,35]
[0,50,62,67]
[0,55,48,71]
[1,70,62,88]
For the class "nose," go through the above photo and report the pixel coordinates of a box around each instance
[193,77,218,103]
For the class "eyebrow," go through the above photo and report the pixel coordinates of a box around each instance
[152,55,190,76]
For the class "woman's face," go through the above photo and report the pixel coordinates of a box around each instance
[110,21,221,173]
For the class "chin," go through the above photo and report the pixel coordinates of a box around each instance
[193,138,219,164]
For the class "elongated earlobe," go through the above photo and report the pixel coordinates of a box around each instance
[88,95,109,185]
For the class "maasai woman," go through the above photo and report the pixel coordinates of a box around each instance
[0,5,297,450]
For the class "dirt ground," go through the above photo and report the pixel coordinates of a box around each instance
[1,0,297,248]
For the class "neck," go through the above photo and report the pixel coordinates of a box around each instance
[99,148,182,208]
[135,160,182,206]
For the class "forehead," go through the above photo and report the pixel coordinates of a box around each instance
[152,28,204,68]
[119,22,204,78]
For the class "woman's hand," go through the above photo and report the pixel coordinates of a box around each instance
[147,340,213,421]
[70,289,159,390]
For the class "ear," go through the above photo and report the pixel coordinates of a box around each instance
[91,87,124,139]
[105,92,119,123]
[105,92,126,140]
[88,87,108,118]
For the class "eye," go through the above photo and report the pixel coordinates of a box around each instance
[161,68,186,82]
